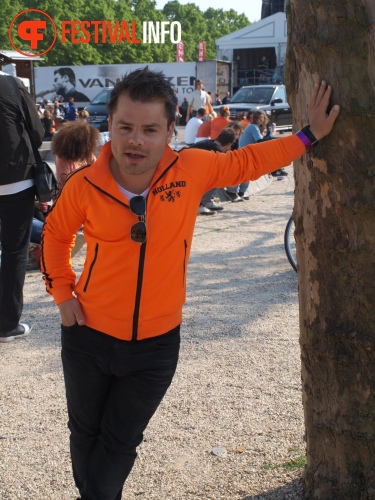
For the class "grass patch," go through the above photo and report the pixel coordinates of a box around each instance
[263,460,278,470]
[262,447,306,472]
[281,453,306,471]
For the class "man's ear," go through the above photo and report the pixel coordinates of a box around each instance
[167,121,174,143]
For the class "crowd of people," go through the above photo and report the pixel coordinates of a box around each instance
[0,67,340,500]
[179,78,289,215]
[36,95,89,141]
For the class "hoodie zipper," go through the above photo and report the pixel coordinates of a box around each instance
[132,242,146,341]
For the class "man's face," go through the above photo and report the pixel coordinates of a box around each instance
[53,73,67,92]
[232,129,241,141]
[108,93,174,179]
[196,81,203,90]
[221,143,233,153]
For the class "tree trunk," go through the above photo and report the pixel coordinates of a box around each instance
[285,1,375,498]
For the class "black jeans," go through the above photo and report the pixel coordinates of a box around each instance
[0,187,35,332]
[61,323,181,500]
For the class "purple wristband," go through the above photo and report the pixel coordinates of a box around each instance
[296,130,312,151]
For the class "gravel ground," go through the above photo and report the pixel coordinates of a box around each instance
[0,159,305,499]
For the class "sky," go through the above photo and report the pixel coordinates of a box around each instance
[155,0,263,23]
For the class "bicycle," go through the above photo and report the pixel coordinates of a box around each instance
[284,216,297,272]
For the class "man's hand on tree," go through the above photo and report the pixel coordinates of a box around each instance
[308,80,340,140]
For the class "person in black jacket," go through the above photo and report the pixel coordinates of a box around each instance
[189,128,237,215]
[0,75,44,342]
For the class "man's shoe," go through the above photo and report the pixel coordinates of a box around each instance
[238,192,250,200]
[198,205,216,216]
[0,322,32,343]
[271,168,288,177]
[224,191,243,203]
[205,200,224,211]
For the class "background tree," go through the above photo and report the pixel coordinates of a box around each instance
[1,0,249,66]
[163,2,249,61]
[1,0,21,51]
[286,0,375,497]
[162,1,209,61]
[131,0,176,63]
[203,7,249,60]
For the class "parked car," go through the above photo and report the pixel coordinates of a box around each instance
[85,87,113,132]
[213,84,292,132]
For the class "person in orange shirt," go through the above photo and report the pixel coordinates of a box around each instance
[210,106,231,139]
[239,110,254,131]
[195,111,216,142]
[41,68,340,500]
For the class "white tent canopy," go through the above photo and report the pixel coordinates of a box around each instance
[216,12,287,68]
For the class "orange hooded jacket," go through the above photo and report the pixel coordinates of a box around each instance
[41,136,305,341]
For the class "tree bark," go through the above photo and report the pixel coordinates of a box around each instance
[285,0,375,498]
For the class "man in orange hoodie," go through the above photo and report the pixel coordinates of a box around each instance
[41,67,340,500]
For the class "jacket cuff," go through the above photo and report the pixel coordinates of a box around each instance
[51,285,75,305]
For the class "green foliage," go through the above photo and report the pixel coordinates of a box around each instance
[1,0,22,50]
[281,453,306,471]
[1,0,250,66]
[263,447,307,472]
[203,7,250,59]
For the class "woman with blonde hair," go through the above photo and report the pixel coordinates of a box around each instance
[78,109,90,122]
[52,121,99,190]
[195,110,217,143]
[210,106,231,139]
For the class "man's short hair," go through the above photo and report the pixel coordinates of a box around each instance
[197,108,206,118]
[54,68,76,86]
[107,67,176,127]
[216,128,236,147]
[226,121,242,133]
